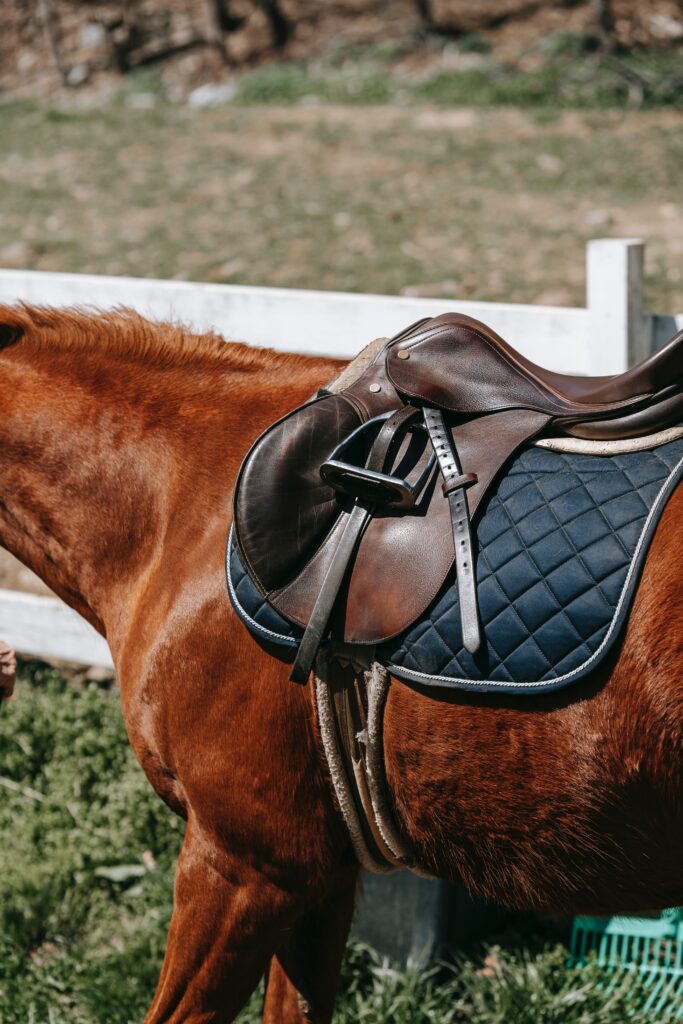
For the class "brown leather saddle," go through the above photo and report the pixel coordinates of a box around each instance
[233,312,683,683]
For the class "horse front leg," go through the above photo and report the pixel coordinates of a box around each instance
[262,866,359,1024]
[144,821,300,1024]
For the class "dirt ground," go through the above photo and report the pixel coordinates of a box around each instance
[0,98,682,597]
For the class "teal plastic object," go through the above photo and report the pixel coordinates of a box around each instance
[569,908,683,1019]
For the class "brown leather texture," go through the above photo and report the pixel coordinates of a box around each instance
[564,386,683,440]
[386,312,683,419]
[235,356,403,593]
[235,393,362,591]
[267,406,548,643]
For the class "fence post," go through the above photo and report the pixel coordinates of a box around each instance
[586,238,649,374]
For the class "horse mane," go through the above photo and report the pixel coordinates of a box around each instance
[0,303,311,373]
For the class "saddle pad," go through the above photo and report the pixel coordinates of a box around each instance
[227,438,683,695]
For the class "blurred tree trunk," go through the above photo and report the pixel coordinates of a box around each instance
[202,0,230,62]
[257,0,291,49]
[414,0,434,30]
[38,0,69,84]
[593,0,617,50]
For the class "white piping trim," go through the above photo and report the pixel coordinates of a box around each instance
[534,425,683,455]
[225,526,299,647]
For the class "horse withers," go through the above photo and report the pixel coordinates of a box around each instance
[0,304,681,1023]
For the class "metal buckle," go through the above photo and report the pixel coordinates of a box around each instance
[320,413,436,509]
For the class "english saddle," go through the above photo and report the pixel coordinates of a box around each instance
[233,312,683,683]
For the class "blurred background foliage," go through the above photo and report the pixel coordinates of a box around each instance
[1,1,683,314]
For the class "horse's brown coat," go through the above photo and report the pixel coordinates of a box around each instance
[0,304,681,1023]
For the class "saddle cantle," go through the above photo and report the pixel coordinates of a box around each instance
[232,312,683,684]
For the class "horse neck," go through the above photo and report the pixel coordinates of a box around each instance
[0,328,338,644]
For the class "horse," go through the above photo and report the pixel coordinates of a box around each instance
[0,303,681,1024]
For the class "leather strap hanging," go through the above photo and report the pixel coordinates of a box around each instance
[423,407,480,653]
[315,652,424,875]
[291,405,421,683]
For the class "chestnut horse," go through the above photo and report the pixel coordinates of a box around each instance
[0,305,681,1023]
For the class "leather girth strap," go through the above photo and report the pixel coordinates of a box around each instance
[291,405,420,683]
[315,652,425,875]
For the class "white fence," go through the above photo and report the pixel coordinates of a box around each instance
[0,237,680,670]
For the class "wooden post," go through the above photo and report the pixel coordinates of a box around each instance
[586,238,649,374]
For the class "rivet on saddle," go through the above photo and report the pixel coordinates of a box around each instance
[233,313,683,684]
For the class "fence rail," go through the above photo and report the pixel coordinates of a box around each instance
[0,237,680,668]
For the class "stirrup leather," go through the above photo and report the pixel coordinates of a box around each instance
[423,407,481,654]
[290,406,426,683]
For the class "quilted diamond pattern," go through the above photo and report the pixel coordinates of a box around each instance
[386,439,683,686]
[227,540,302,646]
[227,438,683,690]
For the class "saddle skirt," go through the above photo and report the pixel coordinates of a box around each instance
[228,437,683,694]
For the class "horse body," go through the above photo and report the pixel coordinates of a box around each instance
[0,305,681,1023]
[385,514,683,911]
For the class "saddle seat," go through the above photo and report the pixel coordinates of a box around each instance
[233,312,683,683]
[386,313,683,440]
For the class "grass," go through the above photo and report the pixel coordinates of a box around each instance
[0,662,180,1024]
[232,51,683,111]
[0,95,682,313]
[0,663,670,1022]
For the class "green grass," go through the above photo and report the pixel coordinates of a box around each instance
[0,95,682,313]
[0,664,667,1022]
[0,662,181,1023]
[329,943,655,1023]
[230,53,683,111]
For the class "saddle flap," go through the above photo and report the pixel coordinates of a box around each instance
[234,394,362,591]
[235,374,549,643]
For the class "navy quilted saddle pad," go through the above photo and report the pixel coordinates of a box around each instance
[228,438,683,696]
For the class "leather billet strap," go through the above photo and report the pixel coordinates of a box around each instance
[290,405,421,683]
[423,407,481,654]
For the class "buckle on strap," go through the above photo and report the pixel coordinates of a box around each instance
[442,472,478,496]
[423,406,482,655]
